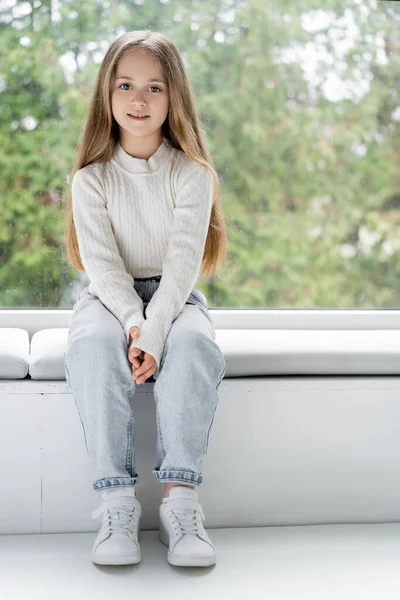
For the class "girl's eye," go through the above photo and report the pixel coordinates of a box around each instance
[119,83,162,93]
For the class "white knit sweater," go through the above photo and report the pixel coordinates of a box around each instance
[71,138,213,369]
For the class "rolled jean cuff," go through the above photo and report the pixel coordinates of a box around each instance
[152,469,203,486]
[93,476,139,490]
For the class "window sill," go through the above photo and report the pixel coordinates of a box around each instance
[2,310,400,378]
[1,308,400,332]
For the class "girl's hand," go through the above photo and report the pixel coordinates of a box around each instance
[128,326,158,384]
[128,326,143,369]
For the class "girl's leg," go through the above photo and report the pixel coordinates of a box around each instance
[151,299,226,490]
[65,285,147,492]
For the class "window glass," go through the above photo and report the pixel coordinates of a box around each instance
[0,0,398,309]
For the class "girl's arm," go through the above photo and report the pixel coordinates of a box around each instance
[71,167,145,338]
[129,161,213,369]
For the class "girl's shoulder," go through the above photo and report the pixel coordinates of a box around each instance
[172,147,210,181]
[73,161,107,184]
[74,160,102,177]
[71,162,107,197]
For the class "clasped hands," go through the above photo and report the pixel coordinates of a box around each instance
[128,326,158,385]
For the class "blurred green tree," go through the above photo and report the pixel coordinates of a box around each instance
[0,0,399,309]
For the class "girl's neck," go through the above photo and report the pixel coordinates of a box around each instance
[119,133,164,161]
[113,137,172,174]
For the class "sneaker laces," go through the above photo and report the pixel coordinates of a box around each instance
[92,498,139,535]
[171,506,205,536]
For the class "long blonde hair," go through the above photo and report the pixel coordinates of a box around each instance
[63,30,227,277]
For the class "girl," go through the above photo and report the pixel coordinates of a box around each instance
[63,30,227,568]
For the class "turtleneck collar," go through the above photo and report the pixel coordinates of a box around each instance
[113,138,172,174]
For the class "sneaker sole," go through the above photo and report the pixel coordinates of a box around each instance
[159,530,216,567]
[91,549,141,566]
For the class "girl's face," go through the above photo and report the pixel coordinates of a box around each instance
[112,49,170,141]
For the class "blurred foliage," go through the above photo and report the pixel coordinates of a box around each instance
[0,0,399,309]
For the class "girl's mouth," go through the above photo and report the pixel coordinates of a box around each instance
[128,114,150,121]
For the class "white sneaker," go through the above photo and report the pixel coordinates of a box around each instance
[159,486,217,567]
[91,488,142,565]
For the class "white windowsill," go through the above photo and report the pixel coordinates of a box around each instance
[1,309,400,333]
[2,309,400,383]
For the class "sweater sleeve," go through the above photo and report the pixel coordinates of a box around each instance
[128,161,213,370]
[71,167,146,338]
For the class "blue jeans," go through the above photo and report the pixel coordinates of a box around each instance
[64,275,226,492]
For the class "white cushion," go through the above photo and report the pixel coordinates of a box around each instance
[219,329,400,375]
[29,329,69,380]
[0,328,29,379]
[3,327,400,380]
